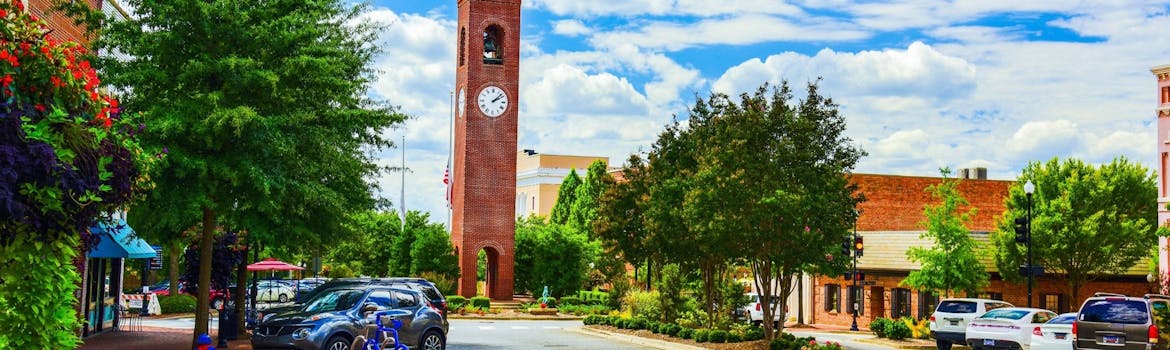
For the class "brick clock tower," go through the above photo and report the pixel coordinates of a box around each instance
[451,0,520,299]
[1154,64,1170,291]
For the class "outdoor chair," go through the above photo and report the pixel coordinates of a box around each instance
[116,303,142,332]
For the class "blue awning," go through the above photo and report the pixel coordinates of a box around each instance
[88,219,156,259]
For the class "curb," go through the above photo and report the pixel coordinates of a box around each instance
[568,326,705,350]
[448,314,586,321]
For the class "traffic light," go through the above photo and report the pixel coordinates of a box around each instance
[1014,217,1029,243]
[854,236,864,257]
[840,239,851,257]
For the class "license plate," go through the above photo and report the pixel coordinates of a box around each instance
[1103,335,1122,344]
[949,320,958,326]
[1055,333,1067,340]
[983,339,995,346]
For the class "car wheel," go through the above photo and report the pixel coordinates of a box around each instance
[936,339,952,350]
[418,330,445,350]
[278,294,289,303]
[325,335,351,350]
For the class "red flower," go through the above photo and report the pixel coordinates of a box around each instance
[40,46,49,57]
[14,0,23,11]
[29,14,36,22]
[0,9,7,17]
[50,76,62,88]
[34,104,44,113]
[19,42,30,55]
[2,75,12,88]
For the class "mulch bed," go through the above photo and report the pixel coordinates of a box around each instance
[586,325,770,350]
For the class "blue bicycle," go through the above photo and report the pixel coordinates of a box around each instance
[351,310,409,350]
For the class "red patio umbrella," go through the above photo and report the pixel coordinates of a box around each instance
[247,258,304,271]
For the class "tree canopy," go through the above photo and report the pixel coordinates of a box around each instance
[903,168,988,297]
[549,168,581,225]
[991,157,1157,307]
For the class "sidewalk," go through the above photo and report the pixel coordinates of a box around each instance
[78,327,252,350]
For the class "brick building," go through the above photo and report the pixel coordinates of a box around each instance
[812,171,1151,329]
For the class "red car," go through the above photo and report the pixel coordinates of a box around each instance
[149,281,234,310]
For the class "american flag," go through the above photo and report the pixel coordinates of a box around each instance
[444,160,452,208]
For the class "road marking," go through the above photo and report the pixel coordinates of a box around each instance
[478,326,496,330]
[511,326,529,329]
[543,326,560,329]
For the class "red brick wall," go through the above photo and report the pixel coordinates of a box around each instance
[813,274,1152,329]
[851,174,1012,232]
[451,0,520,300]
[27,0,102,46]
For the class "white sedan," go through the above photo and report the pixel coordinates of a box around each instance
[965,307,1057,349]
[254,280,295,303]
[1030,312,1076,350]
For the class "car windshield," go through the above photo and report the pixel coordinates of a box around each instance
[979,309,1029,320]
[937,301,977,313]
[1081,300,1149,324]
[1047,314,1076,324]
[301,289,365,313]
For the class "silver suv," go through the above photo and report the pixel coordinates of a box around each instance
[252,286,448,350]
[1073,292,1170,350]
[930,298,1013,350]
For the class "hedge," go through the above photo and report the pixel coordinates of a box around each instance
[470,296,491,310]
[694,329,710,343]
[158,294,197,314]
[559,296,582,306]
[447,295,468,310]
[678,327,694,339]
[708,330,728,343]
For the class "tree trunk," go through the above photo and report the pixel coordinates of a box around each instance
[235,244,248,336]
[192,207,215,347]
[167,241,181,296]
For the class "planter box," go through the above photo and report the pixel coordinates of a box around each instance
[528,308,558,316]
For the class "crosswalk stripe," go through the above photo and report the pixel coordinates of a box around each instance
[542,326,560,329]
[478,326,496,330]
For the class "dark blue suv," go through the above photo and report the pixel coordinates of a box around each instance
[252,286,447,350]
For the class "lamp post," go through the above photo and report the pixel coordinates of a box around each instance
[1024,180,1035,308]
[850,216,859,331]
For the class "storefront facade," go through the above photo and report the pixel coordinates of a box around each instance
[80,218,155,336]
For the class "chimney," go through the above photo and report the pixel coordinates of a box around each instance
[958,167,987,180]
[522,149,537,156]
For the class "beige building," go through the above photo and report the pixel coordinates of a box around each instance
[515,150,608,218]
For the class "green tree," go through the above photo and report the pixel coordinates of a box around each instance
[409,219,460,279]
[85,0,405,342]
[681,81,865,338]
[569,160,609,232]
[327,210,401,277]
[903,168,988,297]
[655,264,686,323]
[594,155,653,284]
[513,216,542,295]
[513,217,589,297]
[550,169,581,224]
[992,157,1157,307]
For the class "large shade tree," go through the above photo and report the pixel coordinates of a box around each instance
[991,157,1157,308]
[681,82,864,338]
[73,0,406,343]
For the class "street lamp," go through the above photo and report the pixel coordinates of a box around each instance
[1023,180,1035,308]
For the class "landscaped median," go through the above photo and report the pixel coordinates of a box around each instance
[583,315,847,350]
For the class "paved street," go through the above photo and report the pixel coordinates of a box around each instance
[448,319,648,350]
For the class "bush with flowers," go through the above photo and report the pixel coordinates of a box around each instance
[0,1,150,348]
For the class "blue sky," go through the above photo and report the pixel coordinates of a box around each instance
[364,0,1170,223]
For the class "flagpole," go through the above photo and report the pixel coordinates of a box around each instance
[400,134,406,233]
[448,89,454,230]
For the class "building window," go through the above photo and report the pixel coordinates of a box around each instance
[1163,86,1169,104]
[483,25,503,64]
[892,288,912,319]
[459,27,466,67]
[1042,293,1068,314]
[846,286,864,316]
[918,291,939,320]
[977,292,1004,301]
[825,284,841,313]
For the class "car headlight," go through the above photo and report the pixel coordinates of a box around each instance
[291,327,311,340]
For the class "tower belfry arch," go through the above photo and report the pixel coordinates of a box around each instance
[450,0,521,300]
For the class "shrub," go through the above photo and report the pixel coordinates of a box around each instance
[726,332,743,342]
[885,319,912,340]
[770,334,817,350]
[615,318,628,329]
[903,317,932,339]
[560,296,582,306]
[621,289,663,322]
[583,315,604,325]
[870,317,891,338]
[158,294,197,314]
[708,330,729,343]
[470,296,491,310]
[630,317,648,330]
[649,321,661,333]
[663,323,681,336]
[678,327,694,339]
[606,315,621,326]
[447,295,468,311]
[744,326,765,341]
[676,309,707,329]
[694,329,710,343]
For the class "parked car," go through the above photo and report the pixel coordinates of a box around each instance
[254,280,296,303]
[1073,292,1170,350]
[964,307,1056,349]
[251,286,448,350]
[739,293,783,326]
[1031,312,1077,350]
[150,280,235,310]
[262,277,447,324]
[930,298,1014,350]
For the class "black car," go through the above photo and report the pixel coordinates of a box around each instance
[252,286,447,350]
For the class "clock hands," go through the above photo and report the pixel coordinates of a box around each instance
[492,93,504,103]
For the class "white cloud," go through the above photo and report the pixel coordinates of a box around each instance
[525,0,804,17]
[552,19,590,37]
[1006,120,1082,163]
[523,64,651,116]
[589,14,869,51]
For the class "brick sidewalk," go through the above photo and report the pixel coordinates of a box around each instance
[79,327,252,350]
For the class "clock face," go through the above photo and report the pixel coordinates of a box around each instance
[457,88,466,117]
[477,85,508,117]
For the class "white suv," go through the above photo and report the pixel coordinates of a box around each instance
[741,293,783,326]
[930,298,1013,350]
